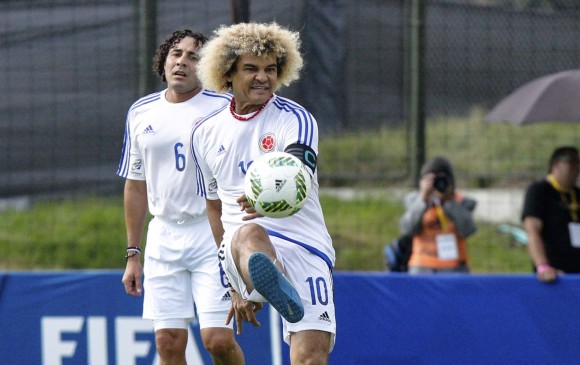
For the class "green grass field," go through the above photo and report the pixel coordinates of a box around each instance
[2,112,572,273]
[0,193,531,273]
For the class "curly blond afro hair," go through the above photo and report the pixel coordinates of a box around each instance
[197,22,304,93]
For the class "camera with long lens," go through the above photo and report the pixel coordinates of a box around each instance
[433,174,450,193]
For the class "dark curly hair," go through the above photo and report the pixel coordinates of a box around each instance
[152,29,208,83]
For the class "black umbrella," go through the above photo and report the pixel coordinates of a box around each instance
[485,69,580,125]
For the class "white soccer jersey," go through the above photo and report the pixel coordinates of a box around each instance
[191,94,335,268]
[117,89,231,221]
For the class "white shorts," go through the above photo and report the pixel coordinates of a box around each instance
[143,216,232,330]
[220,228,336,350]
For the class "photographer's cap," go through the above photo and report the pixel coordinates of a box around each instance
[420,156,455,183]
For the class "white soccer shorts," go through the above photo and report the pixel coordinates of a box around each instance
[143,216,232,330]
[220,228,336,350]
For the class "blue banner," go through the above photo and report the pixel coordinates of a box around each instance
[2,271,580,364]
[0,271,272,365]
[328,272,580,365]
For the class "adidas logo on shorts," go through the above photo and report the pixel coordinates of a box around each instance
[318,311,331,323]
[221,291,232,302]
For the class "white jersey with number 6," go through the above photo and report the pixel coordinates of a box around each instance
[117,88,231,221]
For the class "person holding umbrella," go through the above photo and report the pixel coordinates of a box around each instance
[522,146,580,282]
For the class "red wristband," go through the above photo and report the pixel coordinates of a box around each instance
[536,263,552,273]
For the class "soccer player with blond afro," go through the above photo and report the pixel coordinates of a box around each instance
[191,22,336,365]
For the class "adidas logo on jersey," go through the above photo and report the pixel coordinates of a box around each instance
[143,125,154,134]
[275,179,286,192]
[217,145,226,155]
[318,311,331,323]
[221,291,232,302]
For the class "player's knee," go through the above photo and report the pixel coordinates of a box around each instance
[292,348,329,365]
[155,329,187,359]
[291,332,331,365]
[236,223,267,240]
[233,224,273,255]
[202,329,237,358]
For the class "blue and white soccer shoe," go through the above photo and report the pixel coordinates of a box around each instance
[248,252,304,323]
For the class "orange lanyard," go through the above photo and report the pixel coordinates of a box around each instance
[434,204,449,232]
[547,174,578,222]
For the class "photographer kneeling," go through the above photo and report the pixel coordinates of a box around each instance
[400,156,477,274]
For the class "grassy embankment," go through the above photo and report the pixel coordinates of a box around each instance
[0,194,531,272]
[1,109,576,272]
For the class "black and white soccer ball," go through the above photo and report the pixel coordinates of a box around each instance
[244,152,312,218]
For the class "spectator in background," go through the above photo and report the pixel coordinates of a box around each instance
[117,29,244,364]
[400,156,477,274]
[522,146,580,283]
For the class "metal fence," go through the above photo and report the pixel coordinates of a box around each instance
[1,0,579,198]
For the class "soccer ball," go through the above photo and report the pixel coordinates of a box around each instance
[244,152,312,218]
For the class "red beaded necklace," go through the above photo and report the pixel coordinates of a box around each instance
[229,95,273,121]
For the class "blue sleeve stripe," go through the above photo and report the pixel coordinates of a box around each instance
[190,106,228,198]
[266,229,333,271]
[295,107,314,146]
[116,115,131,177]
[202,90,233,102]
[190,120,210,198]
[190,142,207,198]
[117,93,160,178]
[273,97,315,146]
[196,165,206,197]
[129,91,161,111]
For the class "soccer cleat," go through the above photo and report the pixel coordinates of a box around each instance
[248,252,304,323]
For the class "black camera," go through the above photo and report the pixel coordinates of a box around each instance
[433,174,450,193]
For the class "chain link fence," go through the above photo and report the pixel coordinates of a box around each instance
[1,0,578,198]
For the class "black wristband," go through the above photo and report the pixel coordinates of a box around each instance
[125,246,141,260]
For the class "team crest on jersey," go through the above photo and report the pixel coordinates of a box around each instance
[208,178,218,194]
[259,132,276,152]
[129,158,143,178]
[131,159,142,172]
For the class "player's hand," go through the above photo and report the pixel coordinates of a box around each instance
[419,173,435,201]
[537,265,563,283]
[226,291,263,335]
[236,194,263,221]
[122,258,143,296]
